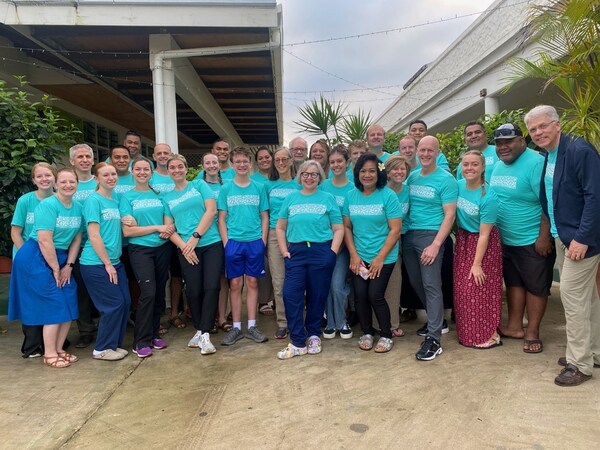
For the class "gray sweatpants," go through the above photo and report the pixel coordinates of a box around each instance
[402,230,445,341]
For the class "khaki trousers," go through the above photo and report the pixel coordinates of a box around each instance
[268,229,287,328]
[555,238,600,375]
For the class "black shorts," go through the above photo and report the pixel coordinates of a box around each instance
[502,243,556,296]
[168,242,182,278]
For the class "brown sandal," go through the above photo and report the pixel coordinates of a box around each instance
[168,317,186,329]
[44,355,71,368]
[391,328,405,337]
[57,351,79,363]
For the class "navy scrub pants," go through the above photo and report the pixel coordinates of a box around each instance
[80,263,131,351]
[283,241,336,348]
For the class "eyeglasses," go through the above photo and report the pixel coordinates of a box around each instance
[291,147,307,152]
[300,172,320,179]
[232,160,250,165]
[528,121,557,134]
[274,157,290,164]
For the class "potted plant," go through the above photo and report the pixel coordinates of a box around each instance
[0,78,81,264]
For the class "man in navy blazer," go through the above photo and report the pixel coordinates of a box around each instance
[525,105,600,387]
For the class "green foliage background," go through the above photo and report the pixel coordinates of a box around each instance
[0,79,81,256]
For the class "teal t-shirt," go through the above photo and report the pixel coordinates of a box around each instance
[11,191,41,258]
[489,148,544,246]
[407,167,458,230]
[394,186,410,234]
[456,145,499,181]
[114,173,135,198]
[195,166,236,182]
[416,152,450,171]
[217,179,269,242]
[319,179,355,212]
[456,179,498,233]
[163,180,220,247]
[377,152,391,163]
[29,196,83,250]
[343,187,402,264]
[73,178,97,204]
[250,172,269,185]
[544,147,559,238]
[150,172,175,196]
[119,189,168,247]
[266,178,300,229]
[279,190,342,243]
[80,192,122,265]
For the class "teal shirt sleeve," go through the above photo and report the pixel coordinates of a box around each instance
[456,161,463,180]
[440,175,459,204]
[11,194,29,227]
[529,155,544,200]
[328,194,343,225]
[217,184,228,211]
[83,196,101,224]
[258,183,269,212]
[480,188,498,225]
[119,194,133,217]
[32,199,57,232]
[384,188,402,220]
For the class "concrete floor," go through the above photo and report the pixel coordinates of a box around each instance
[1,284,599,449]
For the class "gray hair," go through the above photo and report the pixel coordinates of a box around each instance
[69,143,94,160]
[296,159,325,185]
[289,137,308,149]
[524,105,560,126]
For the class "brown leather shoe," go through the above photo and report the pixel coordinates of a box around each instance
[554,364,592,387]
[558,356,600,368]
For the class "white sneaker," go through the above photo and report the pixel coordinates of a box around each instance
[199,332,216,355]
[188,330,202,348]
[92,349,126,361]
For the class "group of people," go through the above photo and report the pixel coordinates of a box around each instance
[7,105,600,387]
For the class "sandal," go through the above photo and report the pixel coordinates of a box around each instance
[374,337,394,353]
[474,334,503,349]
[219,321,233,332]
[391,328,405,337]
[43,355,71,368]
[523,339,543,354]
[358,334,374,351]
[159,325,169,336]
[168,317,186,329]
[57,351,79,363]
[258,302,275,316]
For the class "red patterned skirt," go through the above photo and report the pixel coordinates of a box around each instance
[453,227,503,347]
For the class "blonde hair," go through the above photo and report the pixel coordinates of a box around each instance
[462,150,486,196]
[31,162,56,180]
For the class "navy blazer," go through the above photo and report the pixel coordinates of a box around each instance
[540,134,600,257]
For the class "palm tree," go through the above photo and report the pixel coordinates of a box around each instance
[507,0,600,148]
[293,96,346,147]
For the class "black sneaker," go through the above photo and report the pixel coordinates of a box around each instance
[416,319,449,337]
[416,336,443,361]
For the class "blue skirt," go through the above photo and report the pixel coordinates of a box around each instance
[8,239,78,325]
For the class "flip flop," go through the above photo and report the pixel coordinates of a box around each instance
[497,329,524,339]
[523,339,543,354]
[258,303,275,316]
[474,340,503,350]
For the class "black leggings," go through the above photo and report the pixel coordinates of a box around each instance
[353,262,395,339]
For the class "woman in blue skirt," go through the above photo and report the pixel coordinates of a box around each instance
[10,162,56,358]
[9,168,83,368]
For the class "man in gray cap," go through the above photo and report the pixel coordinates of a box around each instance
[489,123,554,354]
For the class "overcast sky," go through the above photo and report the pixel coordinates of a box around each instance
[279,0,497,144]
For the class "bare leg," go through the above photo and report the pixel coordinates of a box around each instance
[56,322,71,352]
[523,292,548,352]
[229,276,244,323]
[43,324,60,357]
[246,276,258,321]
[498,286,526,338]
[169,276,182,320]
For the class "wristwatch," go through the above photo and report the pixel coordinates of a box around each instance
[192,232,201,239]
[68,262,75,268]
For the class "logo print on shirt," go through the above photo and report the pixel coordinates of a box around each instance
[409,185,435,199]
[348,204,383,215]
[101,208,120,221]
[457,197,479,216]
[227,195,260,207]
[26,212,34,224]
[56,216,82,228]
[132,199,163,210]
[289,204,326,216]
[490,176,517,189]
[168,188,200,209]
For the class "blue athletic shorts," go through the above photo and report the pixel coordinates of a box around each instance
[224,238,266,279]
